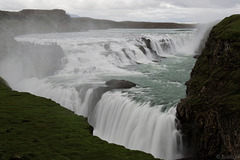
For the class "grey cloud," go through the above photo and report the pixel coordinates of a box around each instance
[0,0,239,23]
[165,0,239,8]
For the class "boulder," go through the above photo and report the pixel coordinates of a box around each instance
[105,79,136,89]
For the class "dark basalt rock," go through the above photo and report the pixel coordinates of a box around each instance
[193,54,200,59]
[138,45,147,55]
[104,44,111,51]
[121,48,133,60]
[141,37,152,50]
[140,37,164,62]
[105,79,136,89]
[121,48,141,64]
[177,15,240,159]
[159,39,173,51]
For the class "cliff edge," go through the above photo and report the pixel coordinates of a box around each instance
[177,15,240,159]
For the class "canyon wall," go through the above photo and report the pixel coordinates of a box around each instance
[177,14,240,159]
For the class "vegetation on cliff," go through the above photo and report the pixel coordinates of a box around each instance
[0,77,156,160]
[211,14,240,41]
[177,14,240,159]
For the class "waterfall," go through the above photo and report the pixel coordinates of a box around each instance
[15,78,184,159]
[89,91,183,159]
[0,28,205,160]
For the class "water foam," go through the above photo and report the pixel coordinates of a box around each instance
[0,28,208,159]
[90,91,183,159]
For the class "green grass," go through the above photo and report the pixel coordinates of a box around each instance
[212,14,240,41]
[0,77,157,160]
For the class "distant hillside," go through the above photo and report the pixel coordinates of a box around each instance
[71,17,196,30]
[0,9,71,35]
[70,17,119,31]
[0,9,196,36]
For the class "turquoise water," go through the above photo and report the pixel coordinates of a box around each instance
[102,55,195,109]
[11,29,200,159]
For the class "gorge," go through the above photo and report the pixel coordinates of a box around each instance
[0,9,240,160]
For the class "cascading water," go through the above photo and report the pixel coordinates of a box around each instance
[0,27,213,159]
[90,92,182,159]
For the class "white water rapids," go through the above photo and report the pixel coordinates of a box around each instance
[0,27,213,159]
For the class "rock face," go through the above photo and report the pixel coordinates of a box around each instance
[177,15,240,159]
[106,79,136,89]
[140,37,164,62]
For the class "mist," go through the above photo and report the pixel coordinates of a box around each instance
[0,41,64,85]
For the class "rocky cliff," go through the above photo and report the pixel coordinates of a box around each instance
[177,15,240,159]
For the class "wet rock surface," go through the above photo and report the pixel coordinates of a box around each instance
[105,79,136,89]
[177,15,240,159]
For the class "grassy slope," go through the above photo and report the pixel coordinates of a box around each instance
[211,14,240,41]
[0,77,156,160]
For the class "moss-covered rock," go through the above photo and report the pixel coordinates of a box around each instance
[177,15,240,159]
[211,14,240,42]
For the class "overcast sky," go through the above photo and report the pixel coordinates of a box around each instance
[0,0,239,22]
